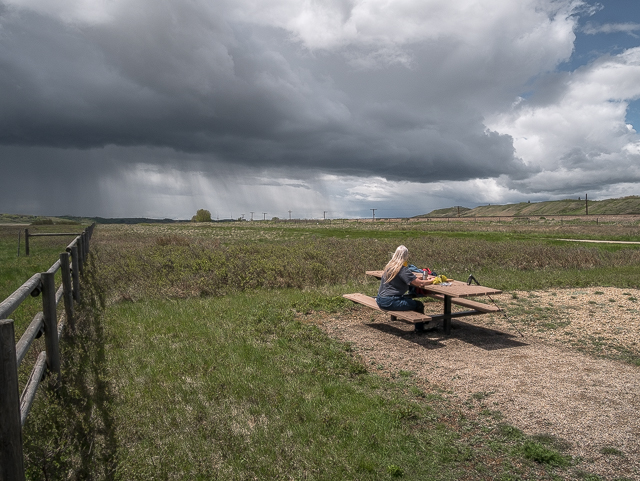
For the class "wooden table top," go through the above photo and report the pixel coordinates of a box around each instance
[424,280,501,298]
[365,270,501,298]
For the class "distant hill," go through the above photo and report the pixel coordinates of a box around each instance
[423,206,472,217]
[0,214,82,225]
[0,214,189,225]
[419,195,640,217]
[83,217,188,225]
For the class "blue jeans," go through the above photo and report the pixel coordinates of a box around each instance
[376,296,424,313]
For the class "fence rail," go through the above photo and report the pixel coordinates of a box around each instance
[23,229,85,256]
[0,223,95,481]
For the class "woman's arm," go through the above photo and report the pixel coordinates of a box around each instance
[410,276,436,288]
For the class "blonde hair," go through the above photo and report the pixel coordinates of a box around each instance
[383,245,409,283]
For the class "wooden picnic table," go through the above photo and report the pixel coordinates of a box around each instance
[363,270,502,333]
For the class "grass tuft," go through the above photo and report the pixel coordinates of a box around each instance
[387,464,405,477]
[600,446,625,456]
[521,441,571,466]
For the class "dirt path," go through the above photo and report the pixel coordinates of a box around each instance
[558,238,640,245]
[310,288,640,480]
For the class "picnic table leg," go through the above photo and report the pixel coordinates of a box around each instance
[443,296,452,334]
[414,322,424,332]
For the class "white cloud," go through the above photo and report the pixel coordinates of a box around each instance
[232,0,581,72]
[583,22,640,35]
[488,47,640,189]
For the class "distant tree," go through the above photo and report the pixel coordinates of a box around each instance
[191,209,212,222]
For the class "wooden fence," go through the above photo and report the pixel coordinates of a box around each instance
[0,223,95,481]
[23,228,86,256]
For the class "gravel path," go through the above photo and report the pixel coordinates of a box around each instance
[310,287,640,480]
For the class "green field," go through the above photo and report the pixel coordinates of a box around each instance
[4,220,640,480]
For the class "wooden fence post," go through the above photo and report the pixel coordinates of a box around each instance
[24,229,29,257]
[71,245,81,303]
[41,272,60,375]
[78,234,85,274]
[0,319,26,481]
[82,232,88,264]
[60,252,74,331]
[85,227,91,254]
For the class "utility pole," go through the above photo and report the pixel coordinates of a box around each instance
[371,209,376,222]
[585,193,588,215]
[250,212,254,221]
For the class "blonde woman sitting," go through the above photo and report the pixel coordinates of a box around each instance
[376,245,436,313]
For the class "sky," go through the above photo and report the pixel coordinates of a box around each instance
[2,0,640,220]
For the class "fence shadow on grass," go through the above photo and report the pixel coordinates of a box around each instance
[23,268,119,480]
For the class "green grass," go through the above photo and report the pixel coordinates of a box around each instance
[24,288,565,480]
[0,225,90,336]
[12,220,640,480]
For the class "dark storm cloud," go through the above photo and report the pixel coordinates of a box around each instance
[0,146,110,215]
[3,0,640,218]
[0,0,527,186]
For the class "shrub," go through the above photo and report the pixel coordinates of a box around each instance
[191,209,212,222]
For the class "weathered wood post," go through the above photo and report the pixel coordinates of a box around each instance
[0,319,26,481]
[41,272,60,375]
[60,252,74,331]
[82,232,87,265]
[585,193,588,215]
[78,234,85,274]
[24,229,29,257]
[71,245,81,303]
[85,226,91,254]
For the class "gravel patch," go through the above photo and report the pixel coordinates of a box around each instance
[307,287,640,480]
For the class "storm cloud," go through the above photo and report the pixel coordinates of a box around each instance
[1,0,640,218]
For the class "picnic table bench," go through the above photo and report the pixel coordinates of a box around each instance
[343,270,502,334]
[343,293,436,330]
